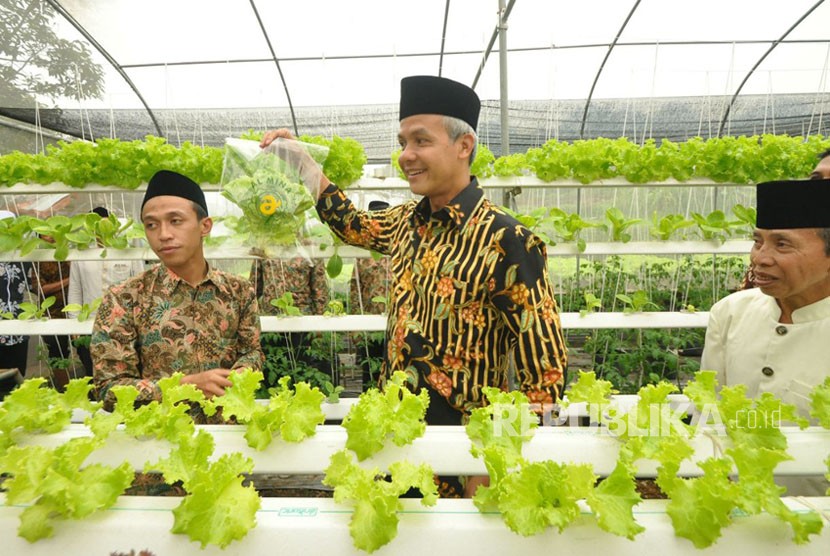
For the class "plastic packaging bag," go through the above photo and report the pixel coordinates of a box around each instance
[220,138,331,258]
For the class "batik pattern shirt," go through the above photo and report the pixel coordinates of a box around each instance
[250,257,329,316]
[0,261,31,346]
[31,261,70,316]
[317,179,567,413]
[349,256,390,315]
[91,264,264,409]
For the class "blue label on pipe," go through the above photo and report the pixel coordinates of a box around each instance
[278,507,318,517]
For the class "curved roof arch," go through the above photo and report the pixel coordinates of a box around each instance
[2,0,829,159]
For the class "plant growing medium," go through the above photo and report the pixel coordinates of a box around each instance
[0,371,828,551]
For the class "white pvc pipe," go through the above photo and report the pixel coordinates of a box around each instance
[0,496,827,556]
[0,241,751,261]
[16,424,829,477]
[0,312,709,336]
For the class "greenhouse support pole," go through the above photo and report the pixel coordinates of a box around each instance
[497,0,515,209]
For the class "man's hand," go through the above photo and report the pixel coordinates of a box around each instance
[464,475,490,498]
[260,128,295,148]
[180,368,234,398]
[260,128,332,197]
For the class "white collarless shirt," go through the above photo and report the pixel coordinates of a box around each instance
[702,287,830,416]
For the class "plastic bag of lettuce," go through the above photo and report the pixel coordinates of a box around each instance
[220,138,332,257]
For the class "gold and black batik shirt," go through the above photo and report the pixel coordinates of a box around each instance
[317,178,566,414]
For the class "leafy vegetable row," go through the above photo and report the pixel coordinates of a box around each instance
[0,133,367,189]
[0,206,756,265]
[2,134,829,189]
[1,370,828,552]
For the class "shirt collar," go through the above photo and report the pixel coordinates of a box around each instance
[789,295,830,323]
[412,177,482,230]
[155,263,219,294]
[757,288,830,323]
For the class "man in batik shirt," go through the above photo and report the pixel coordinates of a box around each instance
[91,170,264,410]
[250,256,329,374]
[262,76,567,423]
[250,257,329,316]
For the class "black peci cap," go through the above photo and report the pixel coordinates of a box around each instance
[756,179,830,229]
[399,75,480,130]
[142,170,208,216]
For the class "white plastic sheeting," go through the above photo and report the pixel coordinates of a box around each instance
[3,1,830,152]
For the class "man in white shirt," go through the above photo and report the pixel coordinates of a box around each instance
[67,207,144,375]
[702,179,830,414]
[701,178,830,495]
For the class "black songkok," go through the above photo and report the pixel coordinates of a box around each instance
[142,170,208,215]
[399,75,480,130]
[756,179,830,229]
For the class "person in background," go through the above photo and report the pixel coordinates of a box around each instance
[29,236,73,389]
[262,75,567,497]
[250,256,330,375]
[701,178,830,495]
[0,210,32,394]
[91,170,264,411]
[67,207,144,376]
[808,148,830,180]
[741,148,830,289]
[251,257,329,317]
[349,200,391,390]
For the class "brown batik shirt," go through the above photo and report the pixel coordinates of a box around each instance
[30,261,70,316]
[317,178,567,414]
[250,257,329,316]
[349,255,390,315]
[91,264,264,409]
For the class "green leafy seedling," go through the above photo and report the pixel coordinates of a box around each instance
[649,212,695,241]
[731,204,757,238]
[15,296,57,320]
[269,292,301,316]
[548,208,606,252]
[324,300,345,316]
[323,381,345,404]
[615,290,660,314]
[580,292,603,317]
[605,208,642,243]
[62,298,102,322]
[691,210,739,243]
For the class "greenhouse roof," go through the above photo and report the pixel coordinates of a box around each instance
[2,0,830,160]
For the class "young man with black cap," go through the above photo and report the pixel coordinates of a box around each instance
[91,170,264,410]
[262,76,566,432]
